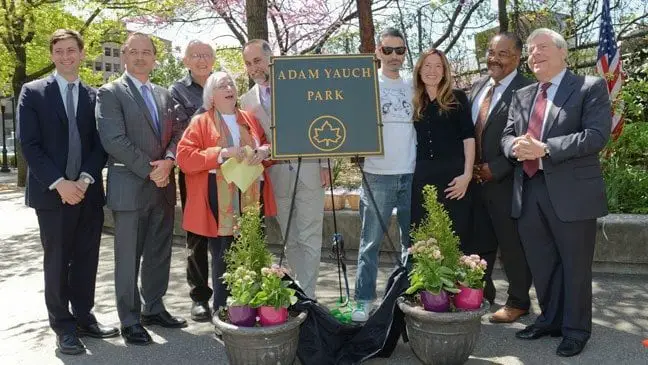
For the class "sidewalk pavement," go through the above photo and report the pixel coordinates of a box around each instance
[1,185,647,365]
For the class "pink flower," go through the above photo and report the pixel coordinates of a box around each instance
[470,254,481,261]
[480,259,488,268]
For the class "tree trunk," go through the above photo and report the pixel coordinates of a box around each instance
[356,0,375,53]
[12,47,28,187]
[246,0,269,41]
[498,0,508,32]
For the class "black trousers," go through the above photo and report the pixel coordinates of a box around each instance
[472,183,532,310]
[518,173,596,342]
[179,170,211,302]
[36,201,103,335]
[208,236,233,311]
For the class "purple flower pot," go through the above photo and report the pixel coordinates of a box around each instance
[454,286,484,310]
[420,290,450,312]
[228,305,257,327]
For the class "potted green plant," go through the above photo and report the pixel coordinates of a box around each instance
[250,264,297,326]
[454,254,487,310]
[222,266,258,327]
[397,185,489,365]
[213,204,307,365]
[405,238,459,312]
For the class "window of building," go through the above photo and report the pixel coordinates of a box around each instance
[104,47,111,56]
[113,48,120,57]
[114,63,121,72]
[95,62,102,71]
[105,63,112,72]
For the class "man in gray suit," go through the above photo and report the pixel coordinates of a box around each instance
[502,28,611,357]
[240,39,329,299]
[469,32,532,323]
[96,32,186,345]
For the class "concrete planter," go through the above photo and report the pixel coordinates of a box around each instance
[213,311,307,365]
[397,297,489,365]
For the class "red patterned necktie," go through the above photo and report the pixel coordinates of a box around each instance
[523,82,551,178]
[475,81,499,162]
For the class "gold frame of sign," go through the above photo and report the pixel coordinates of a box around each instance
[270,54,384,159]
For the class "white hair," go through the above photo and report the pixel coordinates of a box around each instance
[184,39,214,58]
[202,71,235,110]
[527,28,569,55]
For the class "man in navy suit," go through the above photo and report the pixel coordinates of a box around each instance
[17,29,118,355]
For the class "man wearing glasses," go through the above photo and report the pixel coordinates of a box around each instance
[352,28,416,322]
[168,40,215,322]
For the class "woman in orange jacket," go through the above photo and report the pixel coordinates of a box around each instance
[176,71,276,315]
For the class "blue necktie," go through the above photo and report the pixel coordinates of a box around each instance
[65,83,81,180]
[140,84,160,136]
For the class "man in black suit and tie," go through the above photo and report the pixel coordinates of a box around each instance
[469,32,533,324]
[96,32,186,345]
[17,29,118,355]
[502,28,611,357]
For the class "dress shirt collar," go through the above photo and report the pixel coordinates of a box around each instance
[545,68,567,90]
[125,71,153,91]
[53,71,79,90]
[490,69,517,89]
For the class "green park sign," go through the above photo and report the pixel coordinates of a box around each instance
[270,54,384,159]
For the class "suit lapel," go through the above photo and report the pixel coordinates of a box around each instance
[45,75,68,126]
[518,85,537,133]
[152,86,165,137]
[483,73,524,132]
[121,76,159,137]
[542,71,576,141]
[470,77,489,104]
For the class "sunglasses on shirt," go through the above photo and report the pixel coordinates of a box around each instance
[381,46,407,56]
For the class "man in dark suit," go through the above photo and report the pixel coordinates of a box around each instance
[17,29,118,355]
[96,32,186,345]
[502,28,611,357]
[469,32,533,324]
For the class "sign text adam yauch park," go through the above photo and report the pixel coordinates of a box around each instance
[270,54,384,159]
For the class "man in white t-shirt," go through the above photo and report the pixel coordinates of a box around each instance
[352,27,416,322]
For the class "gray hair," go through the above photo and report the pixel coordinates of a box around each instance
[243,39,273,58]
[184,39,214,58]
[202,71,235,110]
[527,28,569,55]
[376,27,405,46]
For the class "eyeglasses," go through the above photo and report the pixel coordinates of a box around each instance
[216,82,235,90]
[381,46,406,55]
[189,53,213,60]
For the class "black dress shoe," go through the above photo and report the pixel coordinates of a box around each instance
[56,333,86,355]
[121,324,152,345]
[77,322,120,338]
[191,302,211,322]
[557,337,586,357]
[141,310,187,328]
[515,325,562,340]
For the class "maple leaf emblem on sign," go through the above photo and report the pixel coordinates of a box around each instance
[312,120,342,147]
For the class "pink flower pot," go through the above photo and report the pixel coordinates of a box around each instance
[228,305,257,327]
[454,286,484,310]
[258,306,289,326]
[420,290,450,312]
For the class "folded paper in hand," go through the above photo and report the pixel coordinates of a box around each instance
[221,147,264,192]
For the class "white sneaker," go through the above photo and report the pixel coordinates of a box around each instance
[351,301,373,322]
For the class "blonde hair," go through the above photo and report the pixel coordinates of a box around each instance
[412,48,456,120]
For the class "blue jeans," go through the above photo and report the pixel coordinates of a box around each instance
[355,172,413,302]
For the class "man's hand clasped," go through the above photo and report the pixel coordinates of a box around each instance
[150,159,174,188]
[511,134,547,161]
[57,180,85,205]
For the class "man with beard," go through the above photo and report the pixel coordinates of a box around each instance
[96,32,186,345]
[169,40,215,322]
[351,28,416,322]
[240,39,330,299]
[469,32,533,323]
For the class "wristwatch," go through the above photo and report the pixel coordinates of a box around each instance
[543,144,550,157]
[82,176,92,184]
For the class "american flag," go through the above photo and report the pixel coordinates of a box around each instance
[596,0,625,140]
